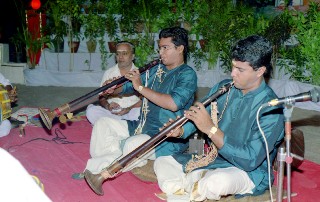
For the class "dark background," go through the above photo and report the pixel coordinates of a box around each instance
[0,0,275,63]
[0,0,48,62]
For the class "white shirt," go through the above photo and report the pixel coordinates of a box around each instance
[100,64,140,108]
[0,73,11,86]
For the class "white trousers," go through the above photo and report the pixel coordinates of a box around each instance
[154,156,255,201]
[86,117,156,174]
[0,148,52,202]
[86,104,140,125]
[0,120,11,138]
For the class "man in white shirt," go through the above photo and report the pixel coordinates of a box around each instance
[86,41,141,125]
[0,73,17,137]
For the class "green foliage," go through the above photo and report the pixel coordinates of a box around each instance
[262,11,292,68]
[191,48,206,71]
[10,30,24,54]
[104,0,120,40]
[46,2,68,41]
[15,28,50,68]
[134,35,157,67]
[40,0,320,85]
[192,1,268,71]
[277,46,310,83]
[105,14,119,41]
[56,0,84,42]
[98,38,109,70]
[219,5,268,71]
[80,13,107,41]
[290,2,320,85]
[118,0,176,66]
[46,1,68,52]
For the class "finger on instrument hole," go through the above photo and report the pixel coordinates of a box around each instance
[196,102,203,108]
[189,105,198,112]
[195,105,201,110]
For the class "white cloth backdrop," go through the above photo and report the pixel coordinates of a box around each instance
[24,49,320,112]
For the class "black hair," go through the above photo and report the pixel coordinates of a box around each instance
[159,27,189,63]
[116,41,135,54]
[231,35,273,78]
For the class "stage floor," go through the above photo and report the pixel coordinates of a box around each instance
[1,118,319,201]
[12,84,320,165]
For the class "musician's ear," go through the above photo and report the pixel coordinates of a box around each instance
[257,66,266,77]
[177,45,184,55]
[132,54,135,61]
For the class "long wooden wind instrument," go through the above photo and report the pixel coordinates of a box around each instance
[39,59,160,129]
[84,82,233,195]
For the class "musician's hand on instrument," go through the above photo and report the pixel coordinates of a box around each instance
[109,102,120,110]
[109,102,123,114]
[126,69,143,91]
[101,170,112,180]
[159,117,183,138]
[102,77,116,86]
[167,127,183,138]
[184,102,213,134]
[101,77,119,95]
[113,107,130,116]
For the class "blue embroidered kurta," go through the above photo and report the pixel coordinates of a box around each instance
[176,79,284,195]
[121,64,197,156]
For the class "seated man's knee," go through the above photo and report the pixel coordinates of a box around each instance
[154,156,185,194]
[154,156,170,169]
[200,170,235,196]
[86,104,97,123]
[125,135,149,147]
[123,135,150,153]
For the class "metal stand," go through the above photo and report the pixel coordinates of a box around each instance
[276,105,303,202]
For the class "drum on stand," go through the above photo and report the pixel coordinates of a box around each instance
[0,84,12,122]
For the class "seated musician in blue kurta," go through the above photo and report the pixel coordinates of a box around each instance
[76,27,197,186]
[154,35,285,201]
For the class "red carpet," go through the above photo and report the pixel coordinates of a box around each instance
[276,160,320,202]
[0,119,161,202]
[0,118,319,202]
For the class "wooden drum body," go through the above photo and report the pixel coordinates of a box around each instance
[0,84,12,122]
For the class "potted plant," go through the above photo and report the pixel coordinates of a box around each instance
[192,0,268,71]
[46,2,68,53]
[263,10,292,71]
[56,0,84,53]
[284,2,320,85]
[104,0,120,53]
[15,27,50,68]
[10,30,25,63]
[192,0,232,69]
[105,14,119,53]
[80,12,107,53]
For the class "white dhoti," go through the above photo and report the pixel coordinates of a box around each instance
[86,104,140,125]
[154,156,255,201]
[86,117,156,174]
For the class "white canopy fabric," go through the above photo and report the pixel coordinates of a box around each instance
[24,50,320,111]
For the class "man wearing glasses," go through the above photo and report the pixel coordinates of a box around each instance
[79,27,197,186]
[85,41,142,126]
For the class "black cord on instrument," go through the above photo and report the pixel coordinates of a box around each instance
[7,128,88,152]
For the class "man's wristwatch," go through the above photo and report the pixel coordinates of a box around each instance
[208,126,217,139]
[137,85,144,92]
